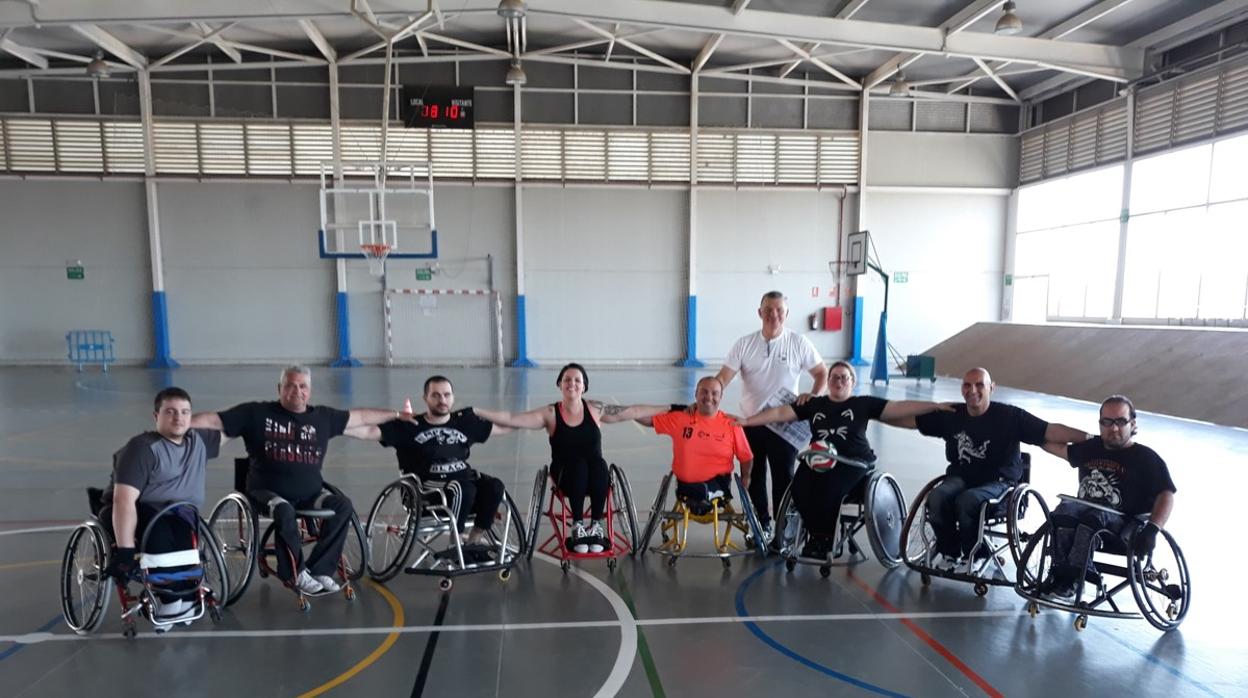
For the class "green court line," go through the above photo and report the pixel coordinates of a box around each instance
[612,570,667,698]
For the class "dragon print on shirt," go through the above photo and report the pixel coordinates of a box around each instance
[954,431,990,464]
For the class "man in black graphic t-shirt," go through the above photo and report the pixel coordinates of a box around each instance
[894,367,1089,570]
[1040,395,1176,600]
[192,365,399,595]
[349,375,511,560]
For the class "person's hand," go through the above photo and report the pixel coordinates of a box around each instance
[105,546,138,581]
[795,392,816,406]
[724,412,744,425]
[1133,522,1160,556]
[669,404,688,413]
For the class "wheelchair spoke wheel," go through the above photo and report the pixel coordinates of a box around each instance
[901,477,943,567]
[208,493,256,606]
[1129,527,1190,632]
[60,521,111,635]
[343,512,369,581]
[639,473,672,556]
[1015,521,1052,593]
[773,485,801,555]
[734,473,768,557]
[865,473,906,569]
[196,517,232,612]
[609,464,640,555]
[487,492,527,562]
[525,467,548,562]
[366,479,418,582]
[1006,486,1050,586]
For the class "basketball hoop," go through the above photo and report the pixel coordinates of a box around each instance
[361,243,391,276]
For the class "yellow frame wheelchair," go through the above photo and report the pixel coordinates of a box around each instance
[638,472,766,569]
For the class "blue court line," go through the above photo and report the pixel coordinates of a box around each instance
[0,615,63,662]
[735,562,910,698]
[1090,625,1223,697]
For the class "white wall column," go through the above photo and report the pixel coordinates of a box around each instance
[140,69,178,368]
[511,82,535,366]
[1110,87,1136,323]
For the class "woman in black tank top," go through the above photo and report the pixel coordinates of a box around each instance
[476,363,673,553]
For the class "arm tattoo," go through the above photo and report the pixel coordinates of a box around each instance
[598,402,627,417]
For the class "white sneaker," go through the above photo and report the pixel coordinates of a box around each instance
[152,597,186,620]
[314,575,342,593]
[571,522,589,554]
[939,555,963,573]
[295,569,324,595]
[588,520,606,554]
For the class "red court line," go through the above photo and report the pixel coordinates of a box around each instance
[844,569,1004,698]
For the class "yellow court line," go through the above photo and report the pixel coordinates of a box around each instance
[295,579,405,698]
[0,559,57,572]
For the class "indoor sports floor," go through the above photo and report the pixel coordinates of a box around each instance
[0,366,1242,697]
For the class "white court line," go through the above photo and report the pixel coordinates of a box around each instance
[1,609,1025,645]
[0,525,76,537]
[533,552,636,698]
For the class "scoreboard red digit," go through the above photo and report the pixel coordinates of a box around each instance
[402,86,475,129]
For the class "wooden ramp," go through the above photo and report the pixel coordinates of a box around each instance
[924,322,1248,429]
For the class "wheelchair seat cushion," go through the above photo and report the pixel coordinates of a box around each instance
[295,508,337,519]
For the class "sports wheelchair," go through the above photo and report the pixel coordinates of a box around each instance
[773,445,907,578]
[364,472,526,591]
[639,472,766,568]
[525,463,640,572]
[60,488,229,638]
[206,458,367,611]
[1015,495,1190,632]
[900,453,1049,596]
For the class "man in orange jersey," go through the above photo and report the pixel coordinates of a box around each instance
[638,376,753,510]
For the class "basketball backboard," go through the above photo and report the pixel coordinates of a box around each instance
[847,230,870,276]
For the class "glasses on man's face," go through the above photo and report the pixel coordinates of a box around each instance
[830,375,853,383]
[1099,417,1131,428]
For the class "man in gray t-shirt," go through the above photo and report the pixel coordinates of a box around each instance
[103,387,221,626]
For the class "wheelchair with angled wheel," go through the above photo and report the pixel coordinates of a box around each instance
[206,458,367,611]
[639,472,766,569]
[525,462,640,572]
[364,472,526,591]
[900,453,1049,596]
[773,444,907,578]
[1015,494,1190,632]
[60,488,229,638]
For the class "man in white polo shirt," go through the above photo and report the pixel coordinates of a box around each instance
[715,291,828,544]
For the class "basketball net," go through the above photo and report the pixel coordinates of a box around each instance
[362,243,391,277]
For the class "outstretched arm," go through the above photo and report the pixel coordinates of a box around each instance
[1040,441,1070,461]
[882,415,918,430]
[738,404,798,428]
[474,406,552,431]
[589,401,673,424]
[346,408,401,429]
[344,425,382,441]
[1046,422,1091,444]
[880,400,951,422]
[189,411,235,444]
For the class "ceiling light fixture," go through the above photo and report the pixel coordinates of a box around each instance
[889,73,910,97]
[505,60,527,86]
[995,1,1023,36]
[86,51,110,79]
[497,0,527,19]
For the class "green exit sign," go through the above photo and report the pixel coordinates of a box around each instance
[893,271,908,283]
[67,266,85,280]
[415,268,433,281]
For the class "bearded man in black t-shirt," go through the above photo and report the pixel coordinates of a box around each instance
[892,367,1090,571]
[1039,395,1177,600]
[191,365,401,596]
[349,375,512,562]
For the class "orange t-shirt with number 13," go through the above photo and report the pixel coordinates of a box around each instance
[652,410,754,483]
